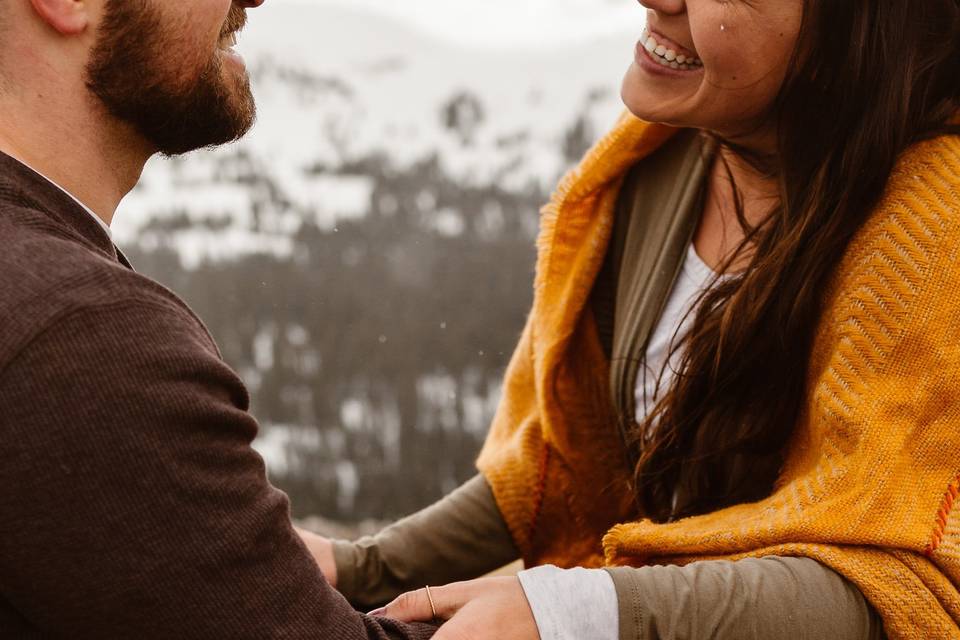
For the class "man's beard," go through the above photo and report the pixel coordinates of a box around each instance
[86,0,256,156]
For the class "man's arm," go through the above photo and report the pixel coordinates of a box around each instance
[0,295,435,640]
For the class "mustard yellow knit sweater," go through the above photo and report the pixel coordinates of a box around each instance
[477,114,960,639]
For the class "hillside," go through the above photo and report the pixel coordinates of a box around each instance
[114,4,638,522]
[116,3,637,263]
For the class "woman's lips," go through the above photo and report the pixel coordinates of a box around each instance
[635,30,703,76]
[645,28,699,60]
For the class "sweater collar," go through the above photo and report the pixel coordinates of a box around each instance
[0,150,130,268]
[531,115,677,357]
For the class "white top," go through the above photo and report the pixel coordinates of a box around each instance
[518,243,719,640]
[635,243,718,424]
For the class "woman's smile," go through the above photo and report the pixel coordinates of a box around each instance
[622,1,805,146]
[635,39,704,79]
[638,29,703,71]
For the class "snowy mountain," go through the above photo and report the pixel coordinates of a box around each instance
[114,3,640,265]
[109,3,646,519]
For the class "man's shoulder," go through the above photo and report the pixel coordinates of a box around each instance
[0,212,218,366]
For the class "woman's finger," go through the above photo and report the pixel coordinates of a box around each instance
[374,584,458,623]
[428,581,541,640]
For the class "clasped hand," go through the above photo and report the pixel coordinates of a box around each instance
[371,577,541,640]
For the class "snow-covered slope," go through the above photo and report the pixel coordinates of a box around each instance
[114,3,640,262]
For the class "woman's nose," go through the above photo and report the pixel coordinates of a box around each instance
[637,0,685,15]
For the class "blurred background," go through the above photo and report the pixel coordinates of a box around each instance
[113,0,642,532]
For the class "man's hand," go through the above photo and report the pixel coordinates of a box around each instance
[295,527,338,588]
[374,577,541,640]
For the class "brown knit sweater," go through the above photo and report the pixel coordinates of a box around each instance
[0,152,436,640]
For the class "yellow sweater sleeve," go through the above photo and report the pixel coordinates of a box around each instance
[477,309,637,568]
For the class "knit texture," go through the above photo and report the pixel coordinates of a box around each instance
[477,113,960,639]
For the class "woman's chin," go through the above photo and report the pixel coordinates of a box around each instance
[620,67,686,126]
[620,92,682,128]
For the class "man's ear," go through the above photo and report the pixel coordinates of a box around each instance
[28,0,90,36]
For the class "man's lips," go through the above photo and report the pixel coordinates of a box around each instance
[218,31,245,68]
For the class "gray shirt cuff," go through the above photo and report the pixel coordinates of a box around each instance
[518,565,619,640]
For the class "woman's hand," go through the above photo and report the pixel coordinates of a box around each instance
[294,526,338,588]
[373,576,540,640]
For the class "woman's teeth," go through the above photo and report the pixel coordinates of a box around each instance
[642,30,702,70]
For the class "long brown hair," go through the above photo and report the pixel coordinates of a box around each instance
[633,0,960,523]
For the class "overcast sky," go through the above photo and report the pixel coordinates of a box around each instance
[274,0,640,48]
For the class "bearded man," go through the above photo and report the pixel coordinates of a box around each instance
[0,1,435,638]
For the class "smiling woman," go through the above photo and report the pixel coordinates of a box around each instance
[622,0,802,143]
[303,0,960,638]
